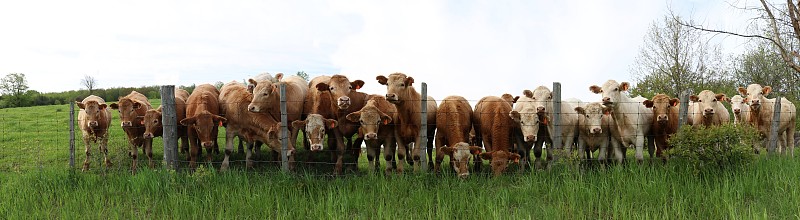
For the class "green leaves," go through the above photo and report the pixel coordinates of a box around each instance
[668,124,759,175]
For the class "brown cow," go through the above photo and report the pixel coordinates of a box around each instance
[642,94,679,161]
[346,95,398,173]
[299,75,335,152]
[110,91,153,174]
[247,73,308,161]
[376,73,438,172]
[180,84,226,169]
[433,96,474,176]
[314,74,369,174]
[76,95,112,171]
[739,84,797,155]
[475,96,522,177]
[143,88,189,154]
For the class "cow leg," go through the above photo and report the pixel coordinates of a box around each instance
[179,134,189,155]
[427,129,435,171]
[332,132,346,175]
[384,136,397,174]
[533,138,544,169]
[366,140,378,172]
[788,124,796,157]
[611,137,624,163]
[82,135,92,171]
[221,131,235,170]
[187,131,199,169]
[212,126,221,154]
[577,138,587,161]
[100,135,112,168]
[647,135,656,160]
[634,134,645,164]
[598,138,609,162]
[433,133,445,174]
[237,138,245,155]
[395,133,407,174]
[129,138,139,175]
[145,137,154,168]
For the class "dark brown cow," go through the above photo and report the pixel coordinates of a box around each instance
[642,94,679,161]
[346,95,398,173]
[110,91,153,174]
[76,95,112,171]
[143,88,189,154]
[314,74,369,174]
[433,96,474,176]
[474,96,521,177]
[180,84,226,169]
[376,73,437,172]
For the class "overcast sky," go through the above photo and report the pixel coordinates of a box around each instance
[0,0,757,103]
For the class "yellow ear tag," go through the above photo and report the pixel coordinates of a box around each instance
[383,119,389,125]
[218,121,223,127]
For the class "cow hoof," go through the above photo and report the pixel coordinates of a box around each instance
[82,164,90,171]
[104,160,113,167]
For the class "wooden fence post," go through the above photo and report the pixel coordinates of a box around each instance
[280,83,289,172]
[768,95,782,154]
[160,85,179,170]
[419,82,429,172]
[69,101,75,169]
[677,89,692,129]
[552,82,562,160]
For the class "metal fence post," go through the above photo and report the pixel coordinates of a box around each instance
[280,83,289,172]
[677,89,692,128]
[552,82,562,160]
[419,82,428,172]
[768,95,782,154]
[69,101,75,169]
[160,85,178,170]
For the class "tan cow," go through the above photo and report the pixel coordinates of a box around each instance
[312,75,370,173]
[247,73,308,161]
[76,95,112,171]
[590,80,653,163]
[346,95,399,173]
[688,90,730,127]
[528,86,580,158]
[474,95,522,177]
[180,84,226,169]
[376,73,438,172]
[575,102,621,162]
[729,95,751,126]
[738,84,797,155]
[433,96,474,176]
[508,91,547,168]
[642,94,680,161]
[143,88,189,154]
[110,91,153,174]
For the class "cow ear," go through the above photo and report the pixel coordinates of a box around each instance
[574,106,586,115]
[376,75,388,85]
[737,87,748,96]
[620,82,630,91]
[513,96,520,103]
[523,90,533,98]
[76,101,86,109]
[480,152,493,160]
[99,104,107,110]
[642,100,654,108]
[508,111,521,123]
[440,146,454,155]
[316,83,330,92]
[212,115,227,125]
[274,73,284,81]
[351,80,365,90]
[603,107,613,115]
[325,119,337,129]
[589,85,602,94]
[380,114,392,125]
[248,79,258,87]
[670,98,679,106]
[715,93,726,102]
[110,103,119,110]
[345,112,361,123]
[180,117,196,126]
[509,153,521,163]
[689,95,699,102]
[763,86,772,95]
[132,102,141,110]
[404,77,415,86]
[291,120,306,130]
[469,146,483,155]
[247,84,256,93]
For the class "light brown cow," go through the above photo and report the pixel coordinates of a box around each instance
[474,95,522,177]
[433,96,474,176]
[110,91,153,174]
[376,73,438,172]
[300,75,335,152]
[738,84,797,155]
[575,102,621,162]
[143,88,189,154]
[590,80,653,163]
[247,73,308,161]
[180,84,226,169]
[76,95,112,171]
[314,74,369,174]
[346,95,399,173]
[642,94,679,161]
[688,90,730,127]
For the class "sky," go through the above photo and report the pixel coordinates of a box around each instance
[0,0,758,103]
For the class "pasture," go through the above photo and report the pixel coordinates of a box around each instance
[1,101,800,218]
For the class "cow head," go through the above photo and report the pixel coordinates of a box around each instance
[317,75,364,110]
[346,101,391,141]
[180,111,226,148]
[738,84,771,111]
[509,107,540,143]
[247,78,278,113]
[690,90,726,117]
[77,98,107,128]
[590,80,630,108]
[500,93,519,106]
[292,114,336,151]
[575,102,612,135]
[376,73,414,104]
[480,150,520,177]
[110,98,147,127]
[729,95,748,123]
[266,123,295,157]
[531,86,554,115]
[642,94,677,125]
[143,109,163,139]
[440,142,482,178]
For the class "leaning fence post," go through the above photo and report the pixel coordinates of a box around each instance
[160,85,179,170]
[768,95,782,154]
[280,83,289,172]
[677,89,692,128]
[419,82,429,172]
[552,82,562,160]
[69,101,76,169]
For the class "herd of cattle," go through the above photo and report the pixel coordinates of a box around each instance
[74,72,798,177]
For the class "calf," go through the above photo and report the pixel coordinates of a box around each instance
[143,88,189,154]
[376,73,438,172]
[110,91,153,174]
[346,96,399,173]
[688,90,730,127]
[575,102,621,162]
[180,84,226,169]
[729,95,751,126]
[642,94,679,161]
[590,80,654,162]
[738,84,797,155]
[433,96,474,175]
[76,95,112,171]
[474,95,523,177]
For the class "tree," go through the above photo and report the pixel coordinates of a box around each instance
[733,41,799,100]
[0,73,30,108]
[81,75,97,95]
[296,71,309,81]
[214,81,224,90]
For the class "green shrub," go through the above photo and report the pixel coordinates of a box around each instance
[668,124,759,174]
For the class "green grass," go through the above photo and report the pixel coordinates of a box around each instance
[2,102,800,218]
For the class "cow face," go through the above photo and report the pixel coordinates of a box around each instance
[77,100,107,128]
[643,94,677,125]
[143,109,163,139]
[247,79,278,113]
[575,102,612,135]
[531,86,553,114]
[690,90,726,117]
[480,150,520,177]
[509,107,540,142]
[440,142,482,178]
[376,73,414,104]
[292,114,336,151]
[266,124,295,157]
[110,98,146,127]
[318,75,364,110]
[729,95,748,119]
[590,80,630,108]
[738,84,771,111]
[346,104,391,140]
[180,112,226,148]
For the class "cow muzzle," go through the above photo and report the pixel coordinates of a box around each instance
[458,172,470,179]
[310,144,323,151]
[524,135,536,142]
[88,121,99,128]
[536,106,545,113]
[733,108,741,114]
[143,132,154,139]
[385,94,398,102]
[121,121,133,127]
[703,108,714,116]
[590,127,602,134]
[337,96,351,109]
[201,141,215,148]
[365,133,378,140]
[657,115,668,123]
[247,104,261,113]
[602,97,613,105]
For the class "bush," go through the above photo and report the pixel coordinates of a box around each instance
[668,124,758,174]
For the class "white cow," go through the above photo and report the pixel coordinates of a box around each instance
[738,84,797,156]
[529,86,580,156]
[574,102,622,162]
[729,95,751,126]
[590,80,654,162]
[688,90,730,127]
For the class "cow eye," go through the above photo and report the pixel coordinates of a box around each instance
[614,88,618,91]
[698,99,702,102]
[713,99,717,102]
[330,87,335,91]
[263,93,269,96]
[548,95,552,100]
[154,119,159,124]
[348,86,352,89]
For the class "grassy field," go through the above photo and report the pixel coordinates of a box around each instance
[1,103,800,218]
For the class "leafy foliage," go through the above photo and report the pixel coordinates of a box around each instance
[668,124,759,174]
